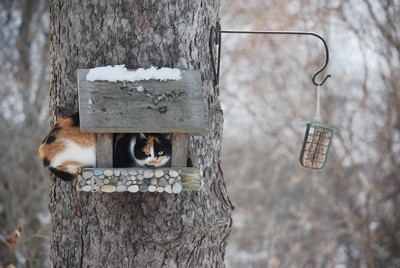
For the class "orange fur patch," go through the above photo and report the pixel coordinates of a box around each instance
[143,136,155,155]
[147,156,165,166]
[39,115,96,164]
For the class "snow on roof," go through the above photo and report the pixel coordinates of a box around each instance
[86,65,182,82]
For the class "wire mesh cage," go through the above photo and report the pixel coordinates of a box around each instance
[299,121,335,170]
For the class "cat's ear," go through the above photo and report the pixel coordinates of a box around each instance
[163,133,171,140]
[138,133,147,140]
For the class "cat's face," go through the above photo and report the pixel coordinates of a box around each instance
[133,133,171,167]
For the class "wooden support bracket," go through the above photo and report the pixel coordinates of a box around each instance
[171,134,189,166]
[96,133,113,168]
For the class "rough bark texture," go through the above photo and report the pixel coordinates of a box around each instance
[48,1,233,267]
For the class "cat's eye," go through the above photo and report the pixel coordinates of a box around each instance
[145,152,150,156]
[158,151,163,156]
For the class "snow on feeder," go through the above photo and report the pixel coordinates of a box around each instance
[299,85,335,170]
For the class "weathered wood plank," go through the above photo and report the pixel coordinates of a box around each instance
[171,134,188,166]
[180,168,202,191]
[77,167,201,193]
[96,133,113,167]
[78,69,208,135]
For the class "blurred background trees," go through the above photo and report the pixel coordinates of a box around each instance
[220,0,400,267]
[0,0,50,267]
[0,0,399,267]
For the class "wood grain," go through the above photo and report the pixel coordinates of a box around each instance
[96,133,113,167]
[171,134,189,166]
[78,69,208,135]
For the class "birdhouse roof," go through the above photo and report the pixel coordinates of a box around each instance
[78,69,207,135]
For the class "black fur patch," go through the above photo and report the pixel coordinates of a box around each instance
[49,167,76,181]
[69,113,80,127]
[45,135,57,144]
[42,125,61,144]
[50,125,61,134]
[113,134,135,167]
[43,157,50,167]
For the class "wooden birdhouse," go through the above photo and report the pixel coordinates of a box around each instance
[75,68,207,193]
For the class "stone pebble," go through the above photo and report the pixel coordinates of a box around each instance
[94,170,103,176]
[143,170,154,178]
[172,183,182,194]
[155,170,164,178]
[104,170,113,177]
[83,171,93,179]
[165,185,172,193]
[128,185,139,193]
[139,184,148,192]
[82,185,92,192]
[169,170,179,177]
[148,185,157,192]
[156,187,164,193]
[101,185,116,193]
[117,185,127,192]
[128,170,137,176]
[158,178,168,187]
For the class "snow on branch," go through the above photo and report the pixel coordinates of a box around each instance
[86,65,182,82]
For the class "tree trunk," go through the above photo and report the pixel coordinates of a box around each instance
[48,1,233,267]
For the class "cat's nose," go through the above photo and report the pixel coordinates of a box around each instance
[148,160,157,165]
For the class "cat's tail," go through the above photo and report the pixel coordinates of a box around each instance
[49,167,76,181]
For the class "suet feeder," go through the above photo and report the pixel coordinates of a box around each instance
[298,84,335,170]
[299,121,334,170]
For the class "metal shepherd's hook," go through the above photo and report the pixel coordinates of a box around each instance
[210,20,331,87]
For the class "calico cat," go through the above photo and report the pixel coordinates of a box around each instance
[39,112,172,181]
[113,133,172,168]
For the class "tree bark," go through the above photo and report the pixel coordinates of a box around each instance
[48,1,233,267]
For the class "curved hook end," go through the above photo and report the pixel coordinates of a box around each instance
[313,74,331,86]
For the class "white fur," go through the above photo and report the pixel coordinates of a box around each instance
[129,135,137,162]
[51,139,96,173]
